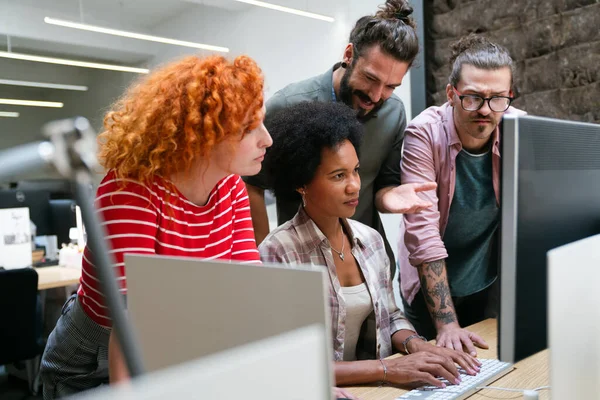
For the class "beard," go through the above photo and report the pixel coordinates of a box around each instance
[339,64,384,120]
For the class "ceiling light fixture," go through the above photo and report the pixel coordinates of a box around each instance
[0,98,64,108]
[0,51,149,74]
[0,78,88,91]
[234,0,334,22]
[0,111,20,117]
[44,17,230,53]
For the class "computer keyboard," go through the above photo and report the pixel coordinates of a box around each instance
[397,358,513,399]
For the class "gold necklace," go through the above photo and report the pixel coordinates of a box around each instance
[330,225,345,261]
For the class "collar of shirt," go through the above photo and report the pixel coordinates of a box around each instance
[292,206,363,252]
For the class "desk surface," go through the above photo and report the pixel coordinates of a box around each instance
[35,265,81,290]
[345,319,549,399]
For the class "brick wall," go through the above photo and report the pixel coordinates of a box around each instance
[425,0,600,123]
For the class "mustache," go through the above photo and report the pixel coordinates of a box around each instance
[354,90,384,108]
[471,114,493,121]
[354,90,373,103]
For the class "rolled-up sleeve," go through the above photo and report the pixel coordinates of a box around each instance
[401,124,448,267]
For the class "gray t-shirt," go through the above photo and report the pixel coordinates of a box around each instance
[244,64,407,269]
[443,149,499,297]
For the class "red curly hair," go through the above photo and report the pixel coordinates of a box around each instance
[98,55,264,184]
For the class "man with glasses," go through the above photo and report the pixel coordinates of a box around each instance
[397,35,526,355]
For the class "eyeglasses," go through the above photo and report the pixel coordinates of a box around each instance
[453,87,513,112]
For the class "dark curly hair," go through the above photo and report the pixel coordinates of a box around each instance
[263,101,364,203]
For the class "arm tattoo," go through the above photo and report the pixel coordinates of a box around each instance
[428,260,445,277]
[432,281,451,309]
[431,310,457,324]
[418,259,457,325]
[420,274,436,308]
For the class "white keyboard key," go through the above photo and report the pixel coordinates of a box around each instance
[396,358,513,400]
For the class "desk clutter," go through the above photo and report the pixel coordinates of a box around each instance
[0,185,86,270]
[57,243,83,269]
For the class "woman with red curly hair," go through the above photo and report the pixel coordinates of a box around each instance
[40,55,272,399]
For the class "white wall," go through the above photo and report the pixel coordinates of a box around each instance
[149,0,411,115]
[0,0,412,194]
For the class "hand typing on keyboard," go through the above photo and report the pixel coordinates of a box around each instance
[398,359,513,399]
[403,339,482,384]
[381,348,480,389]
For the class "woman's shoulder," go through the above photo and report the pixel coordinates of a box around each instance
[347,219,383,245]
[259,220,298,250]
[97,170,155,198]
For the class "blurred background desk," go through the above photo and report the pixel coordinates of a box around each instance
[345,319,549,400]
[34,265,80,338]
[34,266,80,290]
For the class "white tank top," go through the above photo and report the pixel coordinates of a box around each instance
[341,283,374,361]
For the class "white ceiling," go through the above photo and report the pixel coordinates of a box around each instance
[0,0,253,65]
[0,0,340,73]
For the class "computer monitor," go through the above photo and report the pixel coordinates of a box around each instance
[548,234,600,400]
[124,253,333,387]
[0,189,52,236]
[16,179,74,199]
[499,114,600,363]
[72,324,331,400]
[49,199,78,246]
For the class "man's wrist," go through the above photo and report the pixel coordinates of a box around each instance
[436,320,460,332]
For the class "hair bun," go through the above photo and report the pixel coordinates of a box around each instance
[376,0,415,27]
[449,34,492,65]
[395,8,413,22]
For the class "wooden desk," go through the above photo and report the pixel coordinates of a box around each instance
[346,319,549,399]
[35,266,81,290]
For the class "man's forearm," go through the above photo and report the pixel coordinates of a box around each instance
[417,259,458,329]
[246,184,270,245]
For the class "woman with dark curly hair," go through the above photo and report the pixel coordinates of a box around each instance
[40,55,272,399]
[259,101,480,389]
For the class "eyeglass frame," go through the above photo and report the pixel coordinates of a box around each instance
[452,87,514,113]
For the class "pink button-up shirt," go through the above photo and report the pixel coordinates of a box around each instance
[398,102,526,304]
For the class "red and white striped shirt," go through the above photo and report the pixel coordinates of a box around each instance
[77,171,260,327]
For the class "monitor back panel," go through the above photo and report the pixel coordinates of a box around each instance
[125,254,331,373]
[500,115,600,362]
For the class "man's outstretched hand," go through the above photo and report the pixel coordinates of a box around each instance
[378,182,437,214]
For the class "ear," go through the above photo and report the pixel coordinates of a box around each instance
[446,84,455,106]
[343,43,354,65]
[296,187,306,196]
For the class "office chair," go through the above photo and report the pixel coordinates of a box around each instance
[0,268,45,394]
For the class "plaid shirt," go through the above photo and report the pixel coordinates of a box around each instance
[259,207,414,361]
